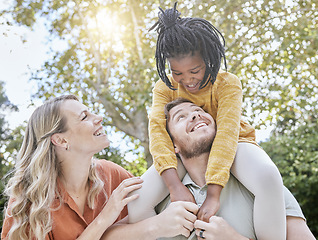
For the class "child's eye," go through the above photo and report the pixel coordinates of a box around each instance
[191,66,205,74]
[82,114,88,120]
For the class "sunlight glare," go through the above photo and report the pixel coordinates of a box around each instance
[88,8,124,52]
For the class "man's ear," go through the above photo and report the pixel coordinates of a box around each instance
[51,134,68,149]
[174,144,181,154]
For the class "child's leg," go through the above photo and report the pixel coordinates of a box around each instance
[127,158,186,223]
[286,217,316,240]
[284,187,315,240]
[231,142,286,240]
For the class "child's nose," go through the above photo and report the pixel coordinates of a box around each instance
[183,75,193,84]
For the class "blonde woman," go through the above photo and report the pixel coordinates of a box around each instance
[1,95,143,240]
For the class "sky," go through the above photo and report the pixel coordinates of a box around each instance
[0,1,271,142]
[0,2,46,128]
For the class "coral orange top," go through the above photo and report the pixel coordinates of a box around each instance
[1,160,133,240]
[149,71,257,187]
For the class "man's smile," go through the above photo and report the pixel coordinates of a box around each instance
[190,122,208,132]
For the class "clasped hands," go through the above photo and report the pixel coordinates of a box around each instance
[160,200,241,240]
[165,185,225,239]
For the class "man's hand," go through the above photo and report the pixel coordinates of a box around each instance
[197,184,222,222]
[157,201,199,238]
[194,216,249,240]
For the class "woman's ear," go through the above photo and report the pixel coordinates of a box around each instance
[51,134,68,149]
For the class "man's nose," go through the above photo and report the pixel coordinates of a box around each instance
[191,112,200,121]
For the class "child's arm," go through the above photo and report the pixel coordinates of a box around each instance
[161,168,195,203]
[205,73,242,188]
[149,80,177,175]
[149,80,194,199]
[197,184,222,222]
[200,73,244,221]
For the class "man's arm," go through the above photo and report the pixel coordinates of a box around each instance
[102,201,199,240]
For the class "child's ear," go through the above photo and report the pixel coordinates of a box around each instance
[51,134,67,149]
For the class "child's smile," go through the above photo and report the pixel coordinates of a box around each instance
[168,51,206,94]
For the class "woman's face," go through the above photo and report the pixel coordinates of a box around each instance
[168,51,206,94]
[60,99,110,156]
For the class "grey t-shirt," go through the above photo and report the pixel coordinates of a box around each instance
[156,174,305,240]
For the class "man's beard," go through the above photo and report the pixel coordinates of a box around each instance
[180,135,214,159]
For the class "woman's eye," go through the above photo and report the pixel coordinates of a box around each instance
[173,72,182,76]
[191,70,200,74]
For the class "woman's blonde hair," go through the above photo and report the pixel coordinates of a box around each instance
[4,95,104,240]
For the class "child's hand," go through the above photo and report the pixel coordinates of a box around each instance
[170,183,196,203]
[197,184,222,222]
[197,197,220,222]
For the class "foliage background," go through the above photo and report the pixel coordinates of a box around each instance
[1,0,317,236]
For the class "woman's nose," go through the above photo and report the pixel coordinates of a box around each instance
[94,115,103,124]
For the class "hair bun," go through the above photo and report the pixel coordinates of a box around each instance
[158,2,181,30]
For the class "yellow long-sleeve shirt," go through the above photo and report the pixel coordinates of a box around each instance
[149,71,257,187]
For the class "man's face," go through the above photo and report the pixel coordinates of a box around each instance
[167,102,216,158]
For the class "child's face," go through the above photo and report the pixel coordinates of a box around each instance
[168,51,206,94]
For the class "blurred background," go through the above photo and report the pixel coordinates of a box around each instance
[0,0,317,236]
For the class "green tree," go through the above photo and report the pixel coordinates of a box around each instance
[261,119,318,236]
[1,0,318,235]
[188,0,318,132]
[2,0,317,166]
[0,81,18,231]
[95,146,147,176]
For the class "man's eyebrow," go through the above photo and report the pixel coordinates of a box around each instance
[171,108,184,121]
[190,104,200,108]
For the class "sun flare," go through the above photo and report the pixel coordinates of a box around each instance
[87,8,124,52]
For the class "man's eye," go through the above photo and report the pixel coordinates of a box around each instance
[177,115,184,121]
